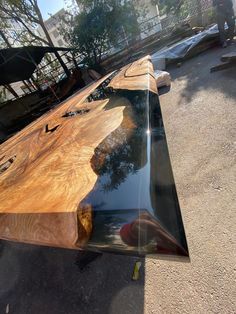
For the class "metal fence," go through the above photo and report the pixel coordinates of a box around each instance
[1,50,83,102]
[107,1,215,52]
[3,1,217,102]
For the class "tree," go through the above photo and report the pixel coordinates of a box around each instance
[69,0,141,69]
[0,18,11,48]
[0,30,11,48]
[154,0,203,25]
[0,87,7,103]
[0,0,70,77]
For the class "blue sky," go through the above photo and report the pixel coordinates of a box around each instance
[38,0,72,19]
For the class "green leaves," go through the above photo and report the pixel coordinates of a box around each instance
[71,0,140,67]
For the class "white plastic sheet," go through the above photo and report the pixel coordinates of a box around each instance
[151,24,220,70]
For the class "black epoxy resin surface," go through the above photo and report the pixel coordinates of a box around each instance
[80,86,189,258]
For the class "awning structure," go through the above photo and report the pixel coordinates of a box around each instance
[0,46,73,85]
[0,56,189,259]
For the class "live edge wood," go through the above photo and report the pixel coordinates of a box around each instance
[109,56,157,94]
[0,56,157,249]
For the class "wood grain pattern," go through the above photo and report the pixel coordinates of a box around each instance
[0,99,124,214]
[0,56,157,249]
[109,56,157,94]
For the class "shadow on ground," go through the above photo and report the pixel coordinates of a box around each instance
[0,241,144,314]
[167,43,236,105]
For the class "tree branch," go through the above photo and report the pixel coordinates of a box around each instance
[15,0,40,24]
[16,17,49,45]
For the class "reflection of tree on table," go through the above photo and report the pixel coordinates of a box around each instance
[91,91,148,192]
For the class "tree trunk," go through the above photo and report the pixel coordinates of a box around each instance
[0,30,11,48]
[196,0,203,26]
[41,23,70,77]
[4,84,19,98]
[27,79,37,91]
[34,2,70,78]
[22,80,34,93]
[31,75,43,92]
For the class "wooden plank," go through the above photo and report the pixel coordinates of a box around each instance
[0,56,157,249]
[210,61,236,73]
[221,52,236,62]
[211,51,236,73]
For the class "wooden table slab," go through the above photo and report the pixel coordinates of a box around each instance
[0,56,156,248]
[0,56,189,257]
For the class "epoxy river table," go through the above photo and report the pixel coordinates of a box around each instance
[0,56,189,258]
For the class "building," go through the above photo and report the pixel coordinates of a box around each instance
[36,9,73,80]
[37,9,68,47]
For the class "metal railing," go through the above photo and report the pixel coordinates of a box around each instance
[3,2,217,102]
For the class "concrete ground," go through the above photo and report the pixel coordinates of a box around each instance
[0,44,235,313]
[146,44,236,313]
